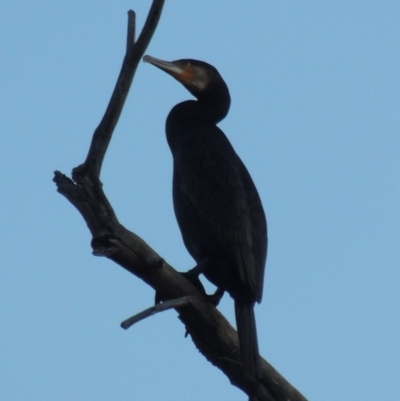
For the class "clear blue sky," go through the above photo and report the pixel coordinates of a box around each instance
[1,1,399,400]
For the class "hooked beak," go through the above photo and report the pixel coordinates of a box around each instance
[143,55,195,86]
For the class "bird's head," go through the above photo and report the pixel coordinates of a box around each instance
[143,55,229,102]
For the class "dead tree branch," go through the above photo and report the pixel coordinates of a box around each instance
[53,3,307,401]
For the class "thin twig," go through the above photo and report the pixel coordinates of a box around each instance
[121,296,195,329]
[126,10,135,52]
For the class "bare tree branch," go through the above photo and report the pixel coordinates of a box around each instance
[121,296,195,329]
[73,1,164,179]
[53,3,308,401]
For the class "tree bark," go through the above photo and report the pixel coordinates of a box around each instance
[53,3,308,401]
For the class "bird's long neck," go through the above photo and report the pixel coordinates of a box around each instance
[166,86,230,150]
[165,101,216,151]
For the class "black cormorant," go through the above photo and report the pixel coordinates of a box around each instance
[144,55,267,377]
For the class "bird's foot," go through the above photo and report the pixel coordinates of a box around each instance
[180,269,207,297]
[207,288,225,306]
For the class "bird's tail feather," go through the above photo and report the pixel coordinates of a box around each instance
[234,301,260,377]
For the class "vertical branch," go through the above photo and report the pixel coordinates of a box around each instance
[73,0,165,180]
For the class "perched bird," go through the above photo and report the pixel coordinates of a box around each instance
[144,55,267,377]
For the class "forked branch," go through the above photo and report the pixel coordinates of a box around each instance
[53,2,307,400]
